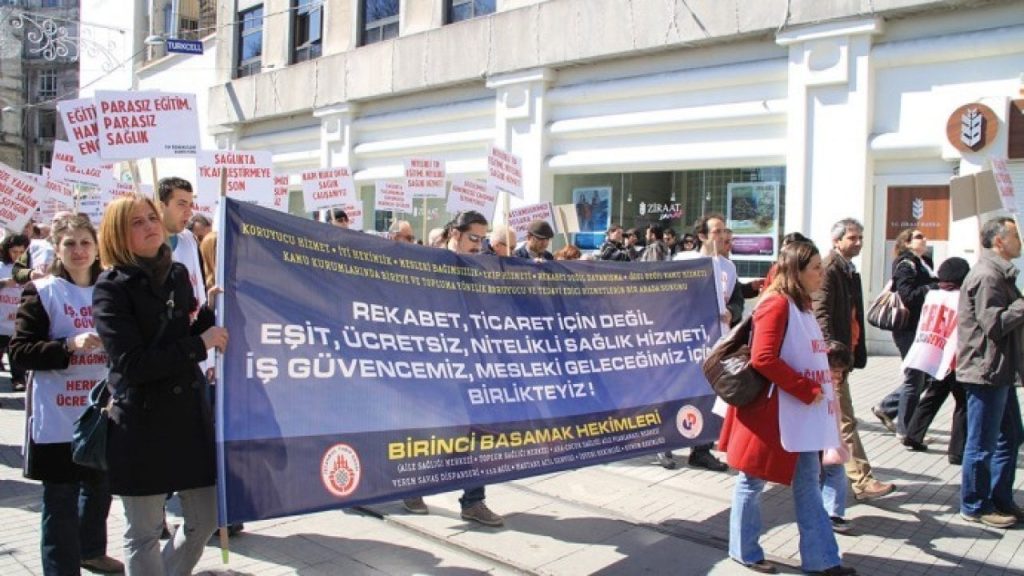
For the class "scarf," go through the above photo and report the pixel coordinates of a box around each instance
[136,243,173,289]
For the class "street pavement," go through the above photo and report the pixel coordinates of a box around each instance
[2,355,1023,575]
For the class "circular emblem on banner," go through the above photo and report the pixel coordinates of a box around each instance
[946,103,998,153]
[320,443,361,498]
[675,405,703,439]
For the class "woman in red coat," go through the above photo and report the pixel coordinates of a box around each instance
[719,240,855,575]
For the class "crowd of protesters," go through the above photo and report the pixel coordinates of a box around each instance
[1,181,1021,575]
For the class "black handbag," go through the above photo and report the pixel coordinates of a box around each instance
[71,379,110,471]
[70,286,176,471]
[701,315,769,407]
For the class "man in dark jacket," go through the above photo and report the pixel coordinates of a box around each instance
[811,218,894,502]
[598,224,631,261]
[956,217,1024,529]
[514,220,554,261]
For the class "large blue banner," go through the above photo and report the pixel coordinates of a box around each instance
[217,199,724,524]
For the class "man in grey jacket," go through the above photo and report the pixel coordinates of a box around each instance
[957,217,1024,529]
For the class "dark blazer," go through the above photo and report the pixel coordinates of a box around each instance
[891,250,936,335]
[92,262,216,496]
[812,250,868,369]
[10,280,103,483]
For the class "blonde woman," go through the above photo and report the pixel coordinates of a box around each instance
[94,195,228,575]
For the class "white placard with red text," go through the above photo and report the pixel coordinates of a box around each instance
[446,177,497,222]
[374,181,412,212]
[99,174,153,208]
[272,175,291,213]
[56,98,103,164]
[487,146,523,199]
[42,168,75,207]
[990,158,1016,214]
[94,90,200,160]
[195,150,275,209]
[50,140,111,188]
[508,202,556,240]
[404,158,446,199]
[0,163,46,233]
[341,202,364,231]
[902,290,959,380]
[302,167,355,212]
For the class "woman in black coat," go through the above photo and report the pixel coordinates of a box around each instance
[873,228,936,437]
[11,214,123,575]
[94,195,228,576]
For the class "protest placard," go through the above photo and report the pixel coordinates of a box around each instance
[301,167,355,212]
[0,163,46,232]
[446,177,496,221]
[990,158,1016,214]
[77,192,105,226]
[50,140,111,188]
[340,202,364,231]
[374,181,412,213]
[98,174,153,208]
[196,150,274,209]
[94,90,200,160]
[486,146,523,199]
[508,202,556,240]
[404,158,446,199]
[272,175,291,212]
[57,98,103,163]
[217,198,721,524]
[42,168,75,207]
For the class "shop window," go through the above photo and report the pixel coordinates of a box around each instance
[553,167,786,276]
[237,5,263,78]
[292,0,323,63]
[361,0,399,46]
[446,0,496,23]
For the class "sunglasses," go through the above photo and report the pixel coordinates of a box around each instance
[912,233,926,240]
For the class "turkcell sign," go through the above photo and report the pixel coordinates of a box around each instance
[166,38,203,55]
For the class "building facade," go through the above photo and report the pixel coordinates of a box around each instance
[191,1,1024,352]
[0,0,80,174]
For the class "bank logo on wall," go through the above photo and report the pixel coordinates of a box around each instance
[946,103,998,153]
[912,198,925,221]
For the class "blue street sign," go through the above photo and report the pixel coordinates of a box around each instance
[166,38,204,55]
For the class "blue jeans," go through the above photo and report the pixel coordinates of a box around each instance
[41,477,112,576]
[820,463,847,518]
[961,384,1023,516]
[730,452,841,571]
[879,330,926,435]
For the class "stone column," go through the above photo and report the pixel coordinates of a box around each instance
[777,18,883,252]
[486,67,556,222]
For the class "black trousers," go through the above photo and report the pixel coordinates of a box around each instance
[905,373,966,462]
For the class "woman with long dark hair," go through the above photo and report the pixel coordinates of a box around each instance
[872,228,937,437]
[720,240,855,575]
[10,214,122,575]
[94,195,228,575]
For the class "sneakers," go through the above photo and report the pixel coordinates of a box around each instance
[830,516,853,534]
[871,406,896,433]
[996,505,1024,522]
[731,558,777,573]
[402,497,429,515]
[689,449,728,472]
[853,479,895,501]
[960,510,1016,529]
[81,555,125,574]
[460,501,504,527]
[656,451,677,469]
